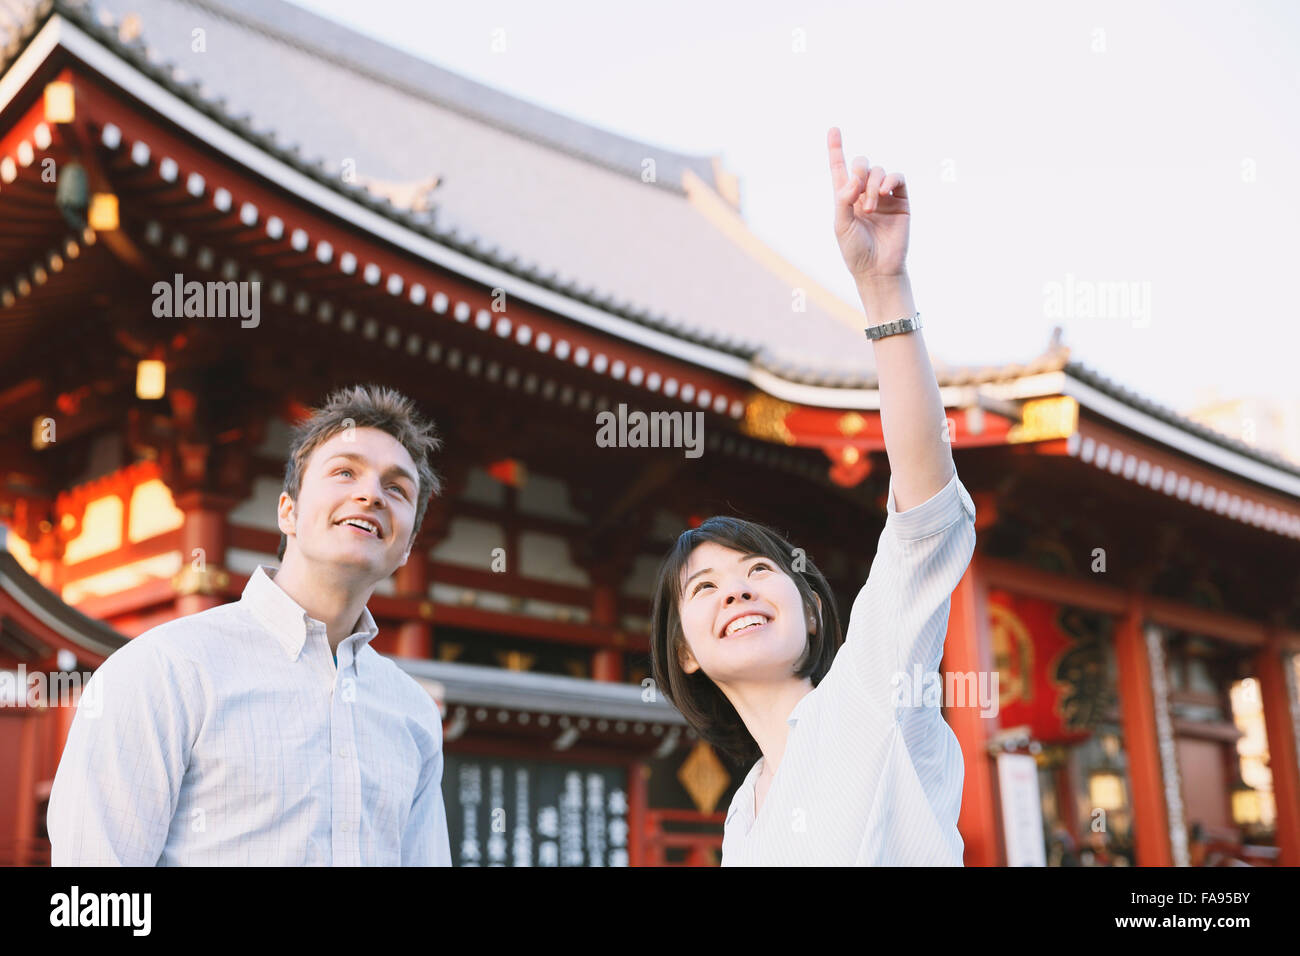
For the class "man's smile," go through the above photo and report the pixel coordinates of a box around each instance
[336,514,384,538]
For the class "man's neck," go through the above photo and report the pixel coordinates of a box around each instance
[717,676,814,776]
[270,557,375,655]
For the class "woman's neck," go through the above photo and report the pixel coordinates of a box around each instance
[720,677,814,775]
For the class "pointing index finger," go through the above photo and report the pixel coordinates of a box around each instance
[827,126,849,191]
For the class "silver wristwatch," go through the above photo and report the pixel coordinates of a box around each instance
[864,312,922,341]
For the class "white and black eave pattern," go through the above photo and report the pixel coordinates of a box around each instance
[0,121,94,309]
[94,122,748,423]
[441,705,689,752]
[124,205,823,481]
[1067,431,1300,540]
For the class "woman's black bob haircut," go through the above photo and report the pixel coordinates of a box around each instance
[648,515,843,768]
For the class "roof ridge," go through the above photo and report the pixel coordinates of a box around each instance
[153,0,724,193]
[0,1,769,364]
[1065,359,1300,479]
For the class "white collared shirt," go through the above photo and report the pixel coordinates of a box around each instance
[721,469,976,866]
[47,565,451,866]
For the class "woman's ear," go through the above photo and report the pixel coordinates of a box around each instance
[808,593,823,635]
[677,640,701,675]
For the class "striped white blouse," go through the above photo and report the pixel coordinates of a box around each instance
[47,565,451,866]
[721,469,976,866]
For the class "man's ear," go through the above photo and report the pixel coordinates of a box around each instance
[277,492,296,538]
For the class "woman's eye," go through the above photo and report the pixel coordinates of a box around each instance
[692,581,713,596]
[750,562,771,573]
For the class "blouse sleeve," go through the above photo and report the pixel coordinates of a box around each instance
[839,468,977,712]
[817,468,976,864]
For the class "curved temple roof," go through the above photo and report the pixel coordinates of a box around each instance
[0,550,127,663]
[1,0,1297,492]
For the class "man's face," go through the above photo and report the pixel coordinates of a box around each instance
[278,426,420,581]
[675,541,815,685]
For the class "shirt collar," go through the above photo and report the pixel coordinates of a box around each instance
[241,565,380,665]
[786,685,816,726]
[725,757,765,826]
[723,688,817,826]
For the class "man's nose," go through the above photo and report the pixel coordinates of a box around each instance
[354,478,387,506]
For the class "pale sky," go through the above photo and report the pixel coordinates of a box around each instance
[290,0,1300,418]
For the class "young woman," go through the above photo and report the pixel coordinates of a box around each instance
[648,128,977,866]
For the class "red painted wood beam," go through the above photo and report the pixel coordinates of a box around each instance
[980,555,1300,651]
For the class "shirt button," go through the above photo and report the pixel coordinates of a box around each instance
[341,822,349,833]
[339,747,349,758]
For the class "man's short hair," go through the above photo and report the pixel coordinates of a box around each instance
[277,384,442,561]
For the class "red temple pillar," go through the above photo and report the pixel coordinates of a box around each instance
[12,711,38,864]
[628,761,648,867]
[393,548,433,659]
[1255,630,1300,866]
[942,555,1002,866]
[590,582,623,682]
[174,491,235,617]
[1114,593,1174,866]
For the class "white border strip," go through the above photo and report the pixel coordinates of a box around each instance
[1063,374,1300,498]
[0,12,60,111]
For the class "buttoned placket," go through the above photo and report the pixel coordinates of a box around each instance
[309,619,363,867]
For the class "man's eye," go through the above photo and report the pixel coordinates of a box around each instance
[337,468,353,478]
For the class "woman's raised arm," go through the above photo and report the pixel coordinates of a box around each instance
[827,126,954,512]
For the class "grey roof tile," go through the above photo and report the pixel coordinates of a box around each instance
[4,0,881,372]
[7,1,1298,484]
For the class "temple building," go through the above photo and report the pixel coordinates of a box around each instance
[1,0,1298,866]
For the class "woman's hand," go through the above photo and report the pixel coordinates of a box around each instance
[827,126,909,280]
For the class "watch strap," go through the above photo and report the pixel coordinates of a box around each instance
[864,312,922,341]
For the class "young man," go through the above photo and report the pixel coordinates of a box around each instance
[47,384,451,865]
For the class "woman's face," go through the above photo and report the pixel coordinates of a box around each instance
[675,540,815,685]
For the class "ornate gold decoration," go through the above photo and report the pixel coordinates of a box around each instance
[741,393,796,446]
[171,566,230,596]
[677,740,731,814]
[494,650,536,672]
[437,642,462,662]
[1007,396,1078,444]
[990,602,1034,708]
